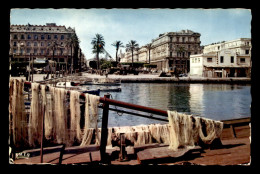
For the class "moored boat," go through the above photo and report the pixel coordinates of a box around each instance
[56,81,100,96]
[85,78,121,86]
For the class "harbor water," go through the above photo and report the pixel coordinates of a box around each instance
[98,83,251,127]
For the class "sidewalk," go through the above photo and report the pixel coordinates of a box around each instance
[10,73,251,83]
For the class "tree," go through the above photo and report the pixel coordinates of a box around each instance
[144,43,152,64]
[176,46,186,73]
[112,41,124,63]
[125,40,139,67]
[91,34,105,73]
[100,59,112,70]
[48,41,60,77]
[65,33,80,73]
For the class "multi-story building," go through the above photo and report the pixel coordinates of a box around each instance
[9,23,81,69]
[190,38,251,78]
[121,29,202,72]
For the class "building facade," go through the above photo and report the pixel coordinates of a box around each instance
[121,30,202,72]
[9,23,82,68]
[190,38,251,78]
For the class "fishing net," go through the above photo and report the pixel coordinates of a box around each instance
[167,110,223,151]
[44,86,55,140]
[80,93,100,146]
[9,79,28,149]
[28,82,42,147]
[69,90,82,145]
[53,87,69,145]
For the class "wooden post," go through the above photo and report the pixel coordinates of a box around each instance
[40,105,45,163]
[100,94,110,163]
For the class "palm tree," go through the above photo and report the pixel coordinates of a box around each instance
[91,34,105,73]
[125,40,139,67]
[112,41,124,63]
[48,41,60,77]
[65,33,80,74]
[145,43,152,64]
[48,41,59,61]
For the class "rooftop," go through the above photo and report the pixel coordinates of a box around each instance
[10,23,75,33]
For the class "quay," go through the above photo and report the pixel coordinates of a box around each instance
[16,73,251,84]
[13,117,250,165]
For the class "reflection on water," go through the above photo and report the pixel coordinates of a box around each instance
[98,83,251,127]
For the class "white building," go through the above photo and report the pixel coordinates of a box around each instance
[121,29,202,72]
[190,38,251,78]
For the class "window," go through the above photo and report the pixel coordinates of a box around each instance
[61,35,64,40]
[207,58,213,62]
[34,42,37,46]
[41,49,44,55]
[34,35,38,40]
[13,48,16,53]
[170,37,172,42]
[41,35,45,40]
[13,42,17,46]
[54,35,58,39]
[170,52,172,57]
[240,58,246,63]
[231,56,234,63]
[220,56,224,63]
[27,42,30,46]
[21,35,25,39]
[27,48,30,54]
[27,35,31,39]
[198,58,200,63]
[182,37,185,42]
[48,35,51,40]
[13,34,18,39]
[41,42,44,47]
[245,50,249,54]
[34,49,37,55]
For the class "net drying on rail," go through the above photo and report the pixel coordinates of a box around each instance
[9,80,223,151]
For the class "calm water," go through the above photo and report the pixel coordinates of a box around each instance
[98,83,251,127]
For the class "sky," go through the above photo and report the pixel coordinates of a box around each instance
[10,8,252,60]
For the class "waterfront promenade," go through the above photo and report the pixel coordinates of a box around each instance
[14,73,251,84]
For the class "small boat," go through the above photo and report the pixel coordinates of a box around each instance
[56,82,100,96]
[97,86,122,92]
[85,78,121,86]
